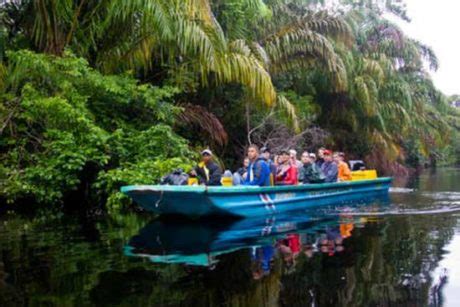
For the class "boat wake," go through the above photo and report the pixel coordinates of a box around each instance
[336,205,460,217]
[421,191,460,200]
[390,187,415,193]
[326,190,460,217]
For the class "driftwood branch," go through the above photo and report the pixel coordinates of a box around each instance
[248,116,329,154]
[247,107,276,145]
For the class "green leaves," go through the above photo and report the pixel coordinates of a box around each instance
[0,50,191,206]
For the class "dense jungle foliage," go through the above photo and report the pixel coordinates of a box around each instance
[0,0,459,209]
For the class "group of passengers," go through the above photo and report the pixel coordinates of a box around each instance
[192,144,353,187]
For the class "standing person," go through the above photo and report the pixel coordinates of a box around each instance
[320,150,338,183]
[299,152,325,184]
[191,149,222,186]
[261,147,276,186]
[316,147,326,168]
[243,145,271,186]
[334,152,352,181]
[276,150,298,185]
[289,149,303,169]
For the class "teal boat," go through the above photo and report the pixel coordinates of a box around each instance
[121,177,392,218]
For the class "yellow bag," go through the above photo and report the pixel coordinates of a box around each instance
[221,177,233,186]
[188,177,199,185]
[351,170,377,181]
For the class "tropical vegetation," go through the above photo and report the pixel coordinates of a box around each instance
[0,0,458,208]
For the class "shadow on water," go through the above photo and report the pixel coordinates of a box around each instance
[0,168,459,306]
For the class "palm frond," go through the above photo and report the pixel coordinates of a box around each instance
[412,40,439,71]
[176,103,228,146]
[303,10,353,43]
[211,51,277,105]
[264,27,348,91]
[277,94,300,132]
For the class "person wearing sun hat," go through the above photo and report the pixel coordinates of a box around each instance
[320,149,338,183]
[191,149,222,186]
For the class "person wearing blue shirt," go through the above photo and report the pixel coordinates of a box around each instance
[261,146,276,185]
[320,149,338,183]
[244,145,271,186]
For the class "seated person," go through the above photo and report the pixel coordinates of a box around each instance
[190,149,222,186]
[309,152,316,163]
[299,152,325,184]
[233,157,249,185]
[261,147,277,186]
[243,145,271,186]
[334,152,352,181]
[275,150,298,185]
[315,147,326,168]
[320,150,338,183]
[289,149,303,169]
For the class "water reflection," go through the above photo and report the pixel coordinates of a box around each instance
[0,168,459,306]
[125,207,373,269]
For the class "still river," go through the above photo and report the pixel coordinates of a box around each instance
[0,168,459,306]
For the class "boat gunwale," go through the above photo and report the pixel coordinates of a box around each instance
[121,177,392,195]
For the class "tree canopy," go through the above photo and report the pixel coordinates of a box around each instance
[0,0,458,208]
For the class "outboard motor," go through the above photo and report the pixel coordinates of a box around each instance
[349,160,366,171]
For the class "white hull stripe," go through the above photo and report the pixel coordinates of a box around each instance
[260,193,276,212]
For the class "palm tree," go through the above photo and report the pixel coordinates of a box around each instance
[0,0,277,105]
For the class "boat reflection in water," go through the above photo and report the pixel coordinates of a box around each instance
[124,196,389,269]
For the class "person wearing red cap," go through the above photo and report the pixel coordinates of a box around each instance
[320,149,338,183]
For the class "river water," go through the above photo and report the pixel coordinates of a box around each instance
[0,168,459,306]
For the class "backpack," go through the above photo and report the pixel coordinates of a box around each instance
[160,169,189,185]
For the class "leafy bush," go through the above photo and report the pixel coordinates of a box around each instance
[0,50,193,207]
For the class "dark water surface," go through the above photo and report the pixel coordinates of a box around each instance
[1,168,459,306]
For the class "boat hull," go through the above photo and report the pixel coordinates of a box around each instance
[121,178,392,218]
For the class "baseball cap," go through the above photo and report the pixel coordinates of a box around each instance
[323,149,332,155]
[261,147,270,153]
[201,149,213,156]
[309,153,316,159]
